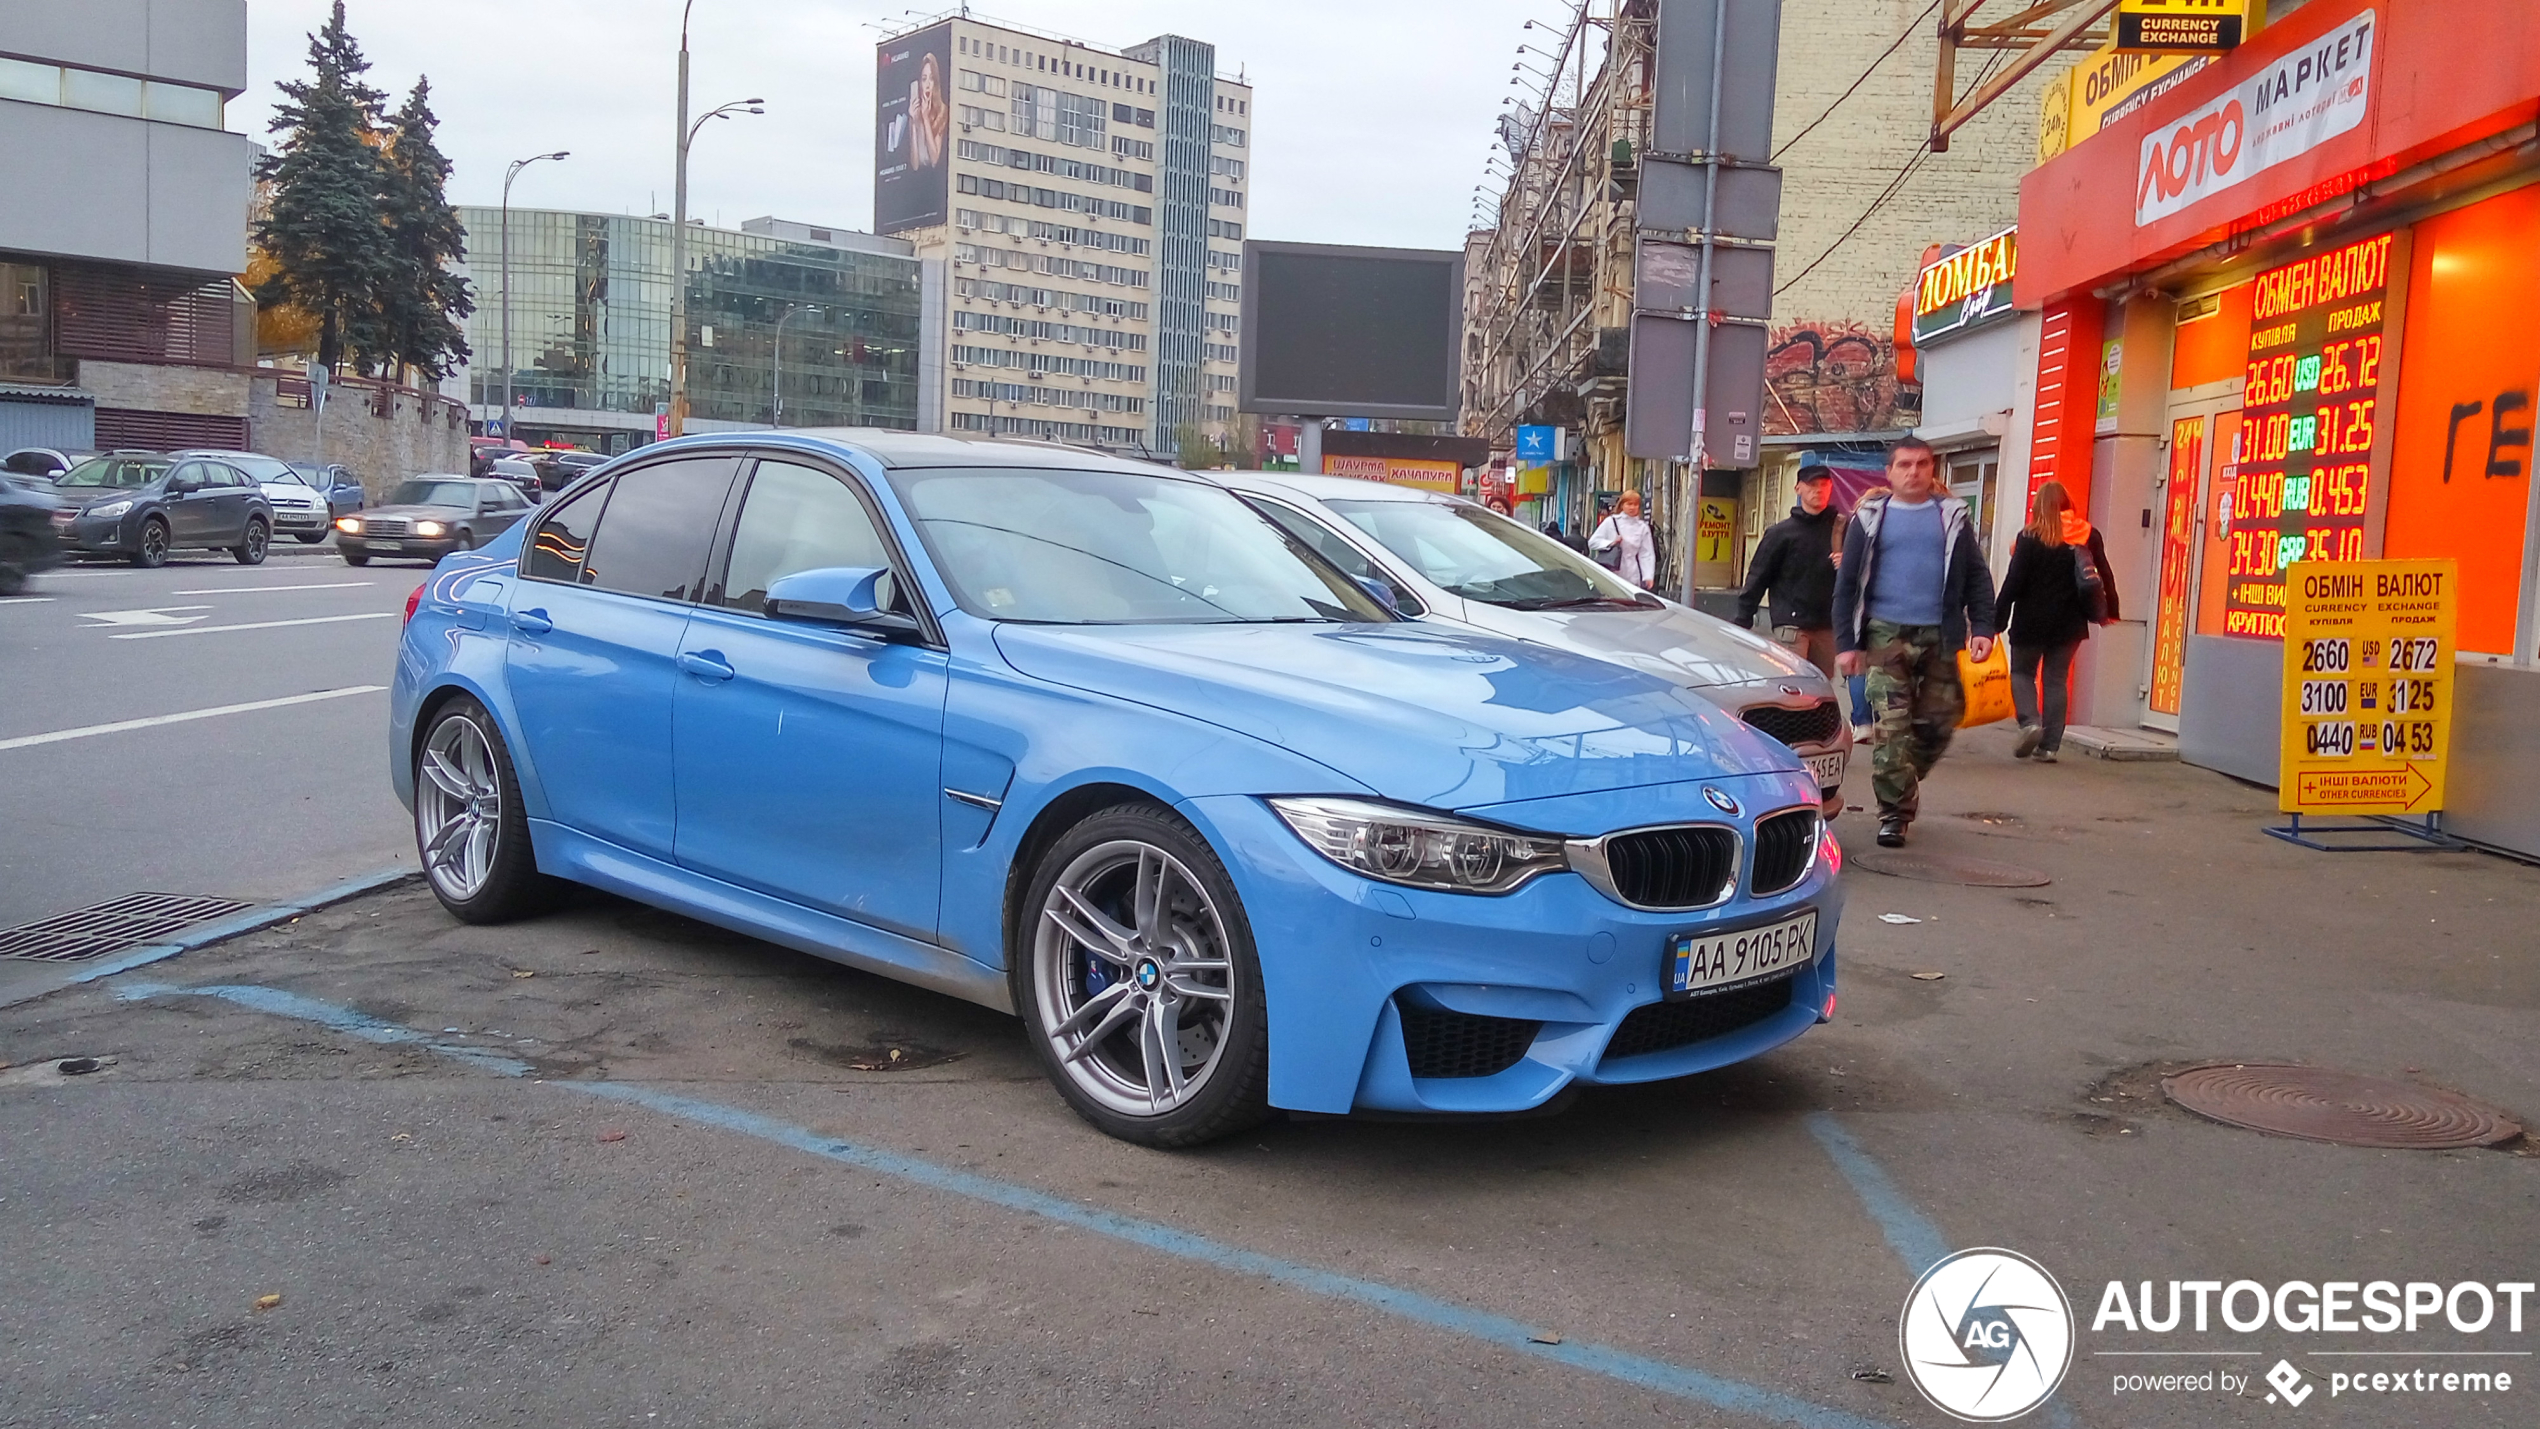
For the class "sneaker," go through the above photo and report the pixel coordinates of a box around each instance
[1876,817,1908,848]
[1853,723,1875,745]
[2034,749,2059,764]
[2013,723,2042,759]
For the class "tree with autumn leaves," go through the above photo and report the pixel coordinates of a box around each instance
[254,3,472,382]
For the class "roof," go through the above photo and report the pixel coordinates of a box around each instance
[1211,470,1448,504]
[749,428,1179,474]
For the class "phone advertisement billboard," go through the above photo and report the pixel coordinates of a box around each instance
[874,22,953,235]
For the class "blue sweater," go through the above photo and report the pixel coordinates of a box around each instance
[1866,497,1946,626]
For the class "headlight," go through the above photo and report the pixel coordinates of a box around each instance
[1269,797,1569,895]
[87,500,133,520]
[414,520,445,537]
[336,517,362,533]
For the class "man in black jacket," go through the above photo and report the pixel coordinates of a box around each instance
[1831,438,1997,847]
[1736,464,1840,674]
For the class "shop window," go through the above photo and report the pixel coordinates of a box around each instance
[2384,185,2540,656]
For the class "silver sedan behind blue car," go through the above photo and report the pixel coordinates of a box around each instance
[389,432,1843,1146]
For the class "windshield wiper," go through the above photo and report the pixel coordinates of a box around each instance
[1499,594,1646,611]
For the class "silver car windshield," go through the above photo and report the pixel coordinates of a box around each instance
[1323,499,1652,610]
[894,467,1390,625]
[392,479,478,507]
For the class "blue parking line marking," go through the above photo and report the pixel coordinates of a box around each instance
[1802,1111,1951,1278]
[119,980,1904,1429]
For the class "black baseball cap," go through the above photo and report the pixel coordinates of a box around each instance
[1796,463,1834,483]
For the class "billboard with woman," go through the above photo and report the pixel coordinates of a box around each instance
[874,22,952,235]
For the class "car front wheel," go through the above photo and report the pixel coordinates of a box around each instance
[232,518,268,565]
[1017,803,1270,1147]
[132,518,169,568]
[414,695,557,923]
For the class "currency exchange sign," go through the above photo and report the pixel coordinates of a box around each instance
[2278,558,2456,817]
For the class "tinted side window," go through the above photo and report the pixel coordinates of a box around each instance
[1249,498,1425,616]
[524,481,607,583]
[713,460,897,613]
[212,464,250,489]
[577,457,734,601]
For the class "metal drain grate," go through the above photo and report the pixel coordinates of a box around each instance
[2163,1063,2523,1149]
[0,893,255,962]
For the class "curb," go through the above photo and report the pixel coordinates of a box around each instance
[59,864,421,988]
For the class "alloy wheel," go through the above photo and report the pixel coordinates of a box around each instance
[415,712,503,901]
[137,520,168,567]
[1032,840,1237,1118]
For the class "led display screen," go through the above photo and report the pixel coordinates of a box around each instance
[2220,232,2393,639]
[1240,242,1462,422]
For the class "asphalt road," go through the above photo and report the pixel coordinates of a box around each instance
[0,541,431,936]
[4,735,2535,1428]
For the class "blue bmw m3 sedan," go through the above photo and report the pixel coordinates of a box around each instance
[390,432,1844,1145]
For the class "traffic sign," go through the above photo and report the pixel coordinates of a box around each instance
[2278,559,2456,816]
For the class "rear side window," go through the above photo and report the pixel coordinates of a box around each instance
[524,481,607,583]
[576,457,736,602]
[712,460,897,613]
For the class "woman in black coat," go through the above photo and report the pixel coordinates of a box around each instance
[1991,480,2119,762]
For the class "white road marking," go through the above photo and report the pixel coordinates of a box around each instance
[107,611,397,640]
[0,685,388,751]
[0,596,54,605]
[79,606,214,627]
[171,581,376,595]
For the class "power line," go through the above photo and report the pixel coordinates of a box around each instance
[1772,0,1942,163]
[1774,45,2009,297]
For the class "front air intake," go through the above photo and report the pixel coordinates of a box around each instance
[1598,825,1738,909]
[1396,1001,1540,1079]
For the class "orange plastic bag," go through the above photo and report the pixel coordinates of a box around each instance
[1957,641,2015,728]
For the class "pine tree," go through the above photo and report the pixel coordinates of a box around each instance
[376,77,474,381]
[252,1,391,374]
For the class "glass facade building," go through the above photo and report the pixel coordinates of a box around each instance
[457,208,922,449]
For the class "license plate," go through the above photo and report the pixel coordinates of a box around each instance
[1667,908,1819,998]
[374,539,405,550]
[1804,751,1847,787]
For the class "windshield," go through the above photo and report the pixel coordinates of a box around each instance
[285,465,333,487]
[392,479,478,508]
[58,457,168,489]
[893,467,1390,625]
[1324,498,1653,609]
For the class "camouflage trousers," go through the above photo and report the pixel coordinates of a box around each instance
[1863,619,1964,822]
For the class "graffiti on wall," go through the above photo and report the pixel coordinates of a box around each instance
[1765,318,1920,436]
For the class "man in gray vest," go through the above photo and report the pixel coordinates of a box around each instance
[1831,437,1997,848]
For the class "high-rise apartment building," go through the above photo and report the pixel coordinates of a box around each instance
[873,16,1250,459]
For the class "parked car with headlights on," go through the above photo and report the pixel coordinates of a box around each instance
[336,476,534,565]
[391,432,1840,1147]
[54,452,272,566]
[1216,472,1852,816]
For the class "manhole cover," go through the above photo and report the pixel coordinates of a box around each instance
[2163,1063,2522,1149]
[1847,850,2051,887]
[0,893,253,962]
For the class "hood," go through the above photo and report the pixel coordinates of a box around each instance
[990,620,1800,812]
[360,502,470,520]
[1507,603,1827,692]
[65,484,160,512]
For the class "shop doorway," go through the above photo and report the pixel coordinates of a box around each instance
[1945,449,1998,550]
[2142,397,2240,732]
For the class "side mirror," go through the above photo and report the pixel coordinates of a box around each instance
[765,565,911,632]
[167,475,202,495]
[1352,574,1404,615]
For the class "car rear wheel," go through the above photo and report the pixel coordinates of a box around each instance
[132,518,169,568]
[414,695,557,923]
[1017,803,1269,1147]
[232,518,268,565]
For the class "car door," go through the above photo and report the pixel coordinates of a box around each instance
[160,461,221,544]
[206,461,259,541]
[670,454,948,939]
[501,454,738,860]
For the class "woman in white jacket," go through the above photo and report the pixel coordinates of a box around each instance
[1588,489,1657,588]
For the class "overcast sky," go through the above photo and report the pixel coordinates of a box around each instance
[242,0,1563,250]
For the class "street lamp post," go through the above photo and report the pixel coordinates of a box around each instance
[500,151,569,435]
[668,1,762,438]
[772,303,821,428]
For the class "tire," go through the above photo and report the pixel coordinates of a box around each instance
[1014,802,1270,1147]
[413,694,559,923]
[232,518,269,565]
[132,517,170,568]
[0,563,23,597]
[341,547,370,567]
[294,530,325,544]
[454,529,475,552]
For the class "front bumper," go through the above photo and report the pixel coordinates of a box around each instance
[57,510,130,552]
[1183,792,1843,1116]
[340,534,459,559]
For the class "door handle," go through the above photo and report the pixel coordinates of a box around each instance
[678,650,735,683]
[510,608,553,634]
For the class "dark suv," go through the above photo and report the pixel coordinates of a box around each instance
[54,452,274,566]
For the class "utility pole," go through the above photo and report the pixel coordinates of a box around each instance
[501,151,569,437]
[669,0,762,439]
